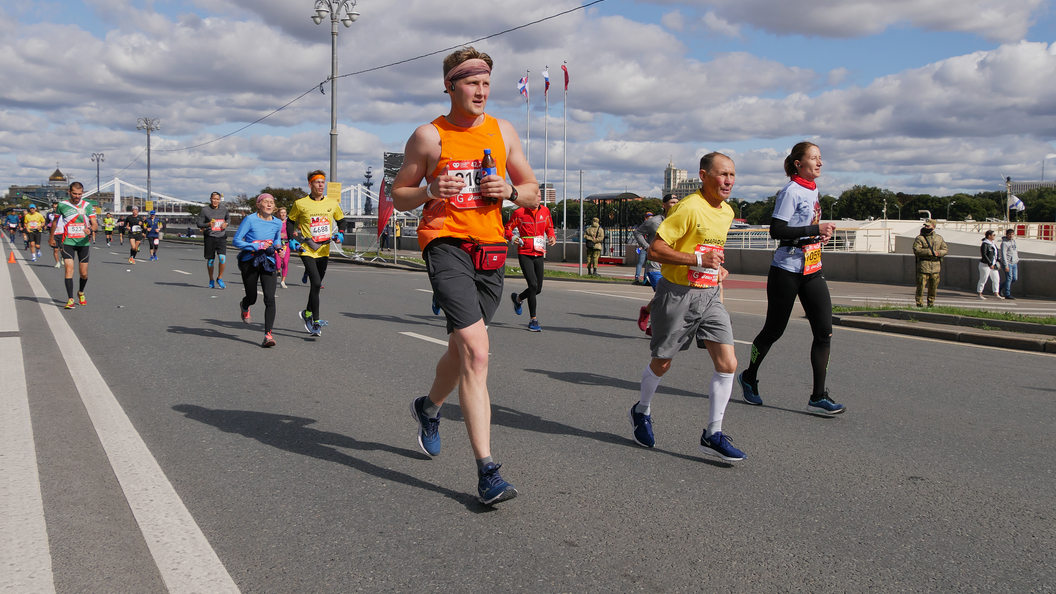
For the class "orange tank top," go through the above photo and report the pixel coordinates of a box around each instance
[417,114,507,249]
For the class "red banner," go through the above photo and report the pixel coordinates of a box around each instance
[377,179,393,239]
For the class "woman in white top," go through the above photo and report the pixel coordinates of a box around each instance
[738,142,845,416]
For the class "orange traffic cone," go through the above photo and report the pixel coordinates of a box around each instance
[7,251,15,264]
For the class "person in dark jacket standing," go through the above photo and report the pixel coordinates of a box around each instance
[912,219,947,307]
[977,230,1002,300]
[999,228,1019,299]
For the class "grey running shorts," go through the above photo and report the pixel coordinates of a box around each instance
[649,278,733,359]
[424,238,504,334]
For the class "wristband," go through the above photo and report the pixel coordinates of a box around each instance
[695,252,702,268]
[425,182,437,200]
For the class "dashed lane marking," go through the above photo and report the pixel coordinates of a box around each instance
[400,331,449,347]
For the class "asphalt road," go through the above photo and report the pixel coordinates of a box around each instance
[3,237,1054,593]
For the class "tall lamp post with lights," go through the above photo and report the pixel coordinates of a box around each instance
[136,118,160,205]
[947,200,956,221]
[312,0,360,182]
[91,152,104,198]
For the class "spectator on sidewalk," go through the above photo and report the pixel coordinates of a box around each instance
[1000,228,1019,300]
[912,218,947,308]
[584,217,604,276]
[633,211,653,284]
[977,230,1002,300]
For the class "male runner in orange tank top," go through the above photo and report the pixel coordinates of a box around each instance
[392,47,538,505]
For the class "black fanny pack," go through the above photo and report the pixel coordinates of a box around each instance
[778,238,819,248]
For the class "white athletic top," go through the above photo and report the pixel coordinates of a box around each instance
[770,180,821,274]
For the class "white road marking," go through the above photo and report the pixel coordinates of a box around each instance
[0,240,56,594]
[414,288,432,294]
[16,256,242,594]
[400,331,449,346]
[173,270,192,275]
[568,289,650,301]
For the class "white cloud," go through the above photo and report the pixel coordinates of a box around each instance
[700,11,741,38]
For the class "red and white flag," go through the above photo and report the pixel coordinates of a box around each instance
[561,64,569,91]
[377,179,393,239]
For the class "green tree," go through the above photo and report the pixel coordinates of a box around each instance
[836,185,895,220]
[1022,187,1056,223]
[746,195,777,225]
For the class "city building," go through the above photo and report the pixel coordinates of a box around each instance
[663,159,701,200]
[7,166,74,206]
[539,182,556,204]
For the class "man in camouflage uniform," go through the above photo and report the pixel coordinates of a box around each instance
[912,218,947,308]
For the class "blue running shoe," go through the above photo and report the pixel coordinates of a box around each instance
[806,391,845,416]
[738,372,763,406]
[431,297,441,315]
[410,396,441,456]
[528,319,541,332]
[300,310,314,333]
[628,403,654,448]
[302,272,308,284]
[698,431,746,462]
[216,278,226,289]
[511,292,522,315]
[478,462,518,505]
[209,279,215,289]
[309,323,322,337]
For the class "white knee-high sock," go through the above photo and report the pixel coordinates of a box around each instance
[638,365,662,413]
[706,372,734,436]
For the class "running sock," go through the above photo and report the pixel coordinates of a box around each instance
[78,277,87,293]
[706,372,734,437]
[64,278,73,299]
[638,364,662,412]
[741,343,769,385]
[476,456,494,472]
[423,398,441,418]
[810,341,831,399]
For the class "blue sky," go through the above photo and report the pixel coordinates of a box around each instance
[2,0,1056,203]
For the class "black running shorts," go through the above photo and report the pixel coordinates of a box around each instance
[424,238,504,334]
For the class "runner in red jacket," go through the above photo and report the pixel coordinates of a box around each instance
[505,204,556,332]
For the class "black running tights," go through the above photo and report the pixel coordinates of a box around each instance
[517,254,545,318]
[744,266,832,397]
[239,258,277,332]
[300,255,328,321]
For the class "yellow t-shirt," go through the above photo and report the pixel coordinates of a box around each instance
[656,190,734,287]
[289,196,344,259]
[23,212,47,232]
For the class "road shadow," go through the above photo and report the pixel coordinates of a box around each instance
[171,404,486,511]
[569,312,636,322]
[167,324,259,346]
[155,281,200,288]
[523,368,703,399]
[341,312,440,328]
[535,325,638,340]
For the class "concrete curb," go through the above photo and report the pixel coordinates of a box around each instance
[833,311,1056,353]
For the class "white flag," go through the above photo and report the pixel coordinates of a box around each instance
[1008,194,1026,211]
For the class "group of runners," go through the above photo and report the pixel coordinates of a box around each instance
[3,48,845,507]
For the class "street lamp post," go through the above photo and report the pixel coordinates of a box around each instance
[91,153,104,197]
[136,118,160,205]
[947,200,956,221]
[312,0,359,182]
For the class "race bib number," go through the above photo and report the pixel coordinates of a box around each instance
[446,159,488,210]
[309,216,331,243]
[211,219,224,231]
[28,221,40,230]
[687,244,723,288]
[66,223,86,239]
[153,238,160,246]
[533,235,546,252]
[131,225,142,232]
[802,243,822,275]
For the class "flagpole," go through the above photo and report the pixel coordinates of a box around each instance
[578,169,584,276]
[562,61,567,261]
[543,66,549,204]
[525,70,530,166]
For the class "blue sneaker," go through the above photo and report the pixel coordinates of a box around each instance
[209,279,215,289]
[309,322,322,337]
[431,297,441,315]
[528,319,541,332]
[477,462,518,505]
[510,292,522,315]
[410,396,441,456]
[302,272,308,285]
[300,310,314,333]
[216,278,226,289]
[698,431,746,462]
[806,392,845,416]
[628,403,654,448]
[738,372,763,406]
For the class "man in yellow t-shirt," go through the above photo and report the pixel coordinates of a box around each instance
[286,169,346,336]
[627,152,746,462]
[23,205,47,261]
